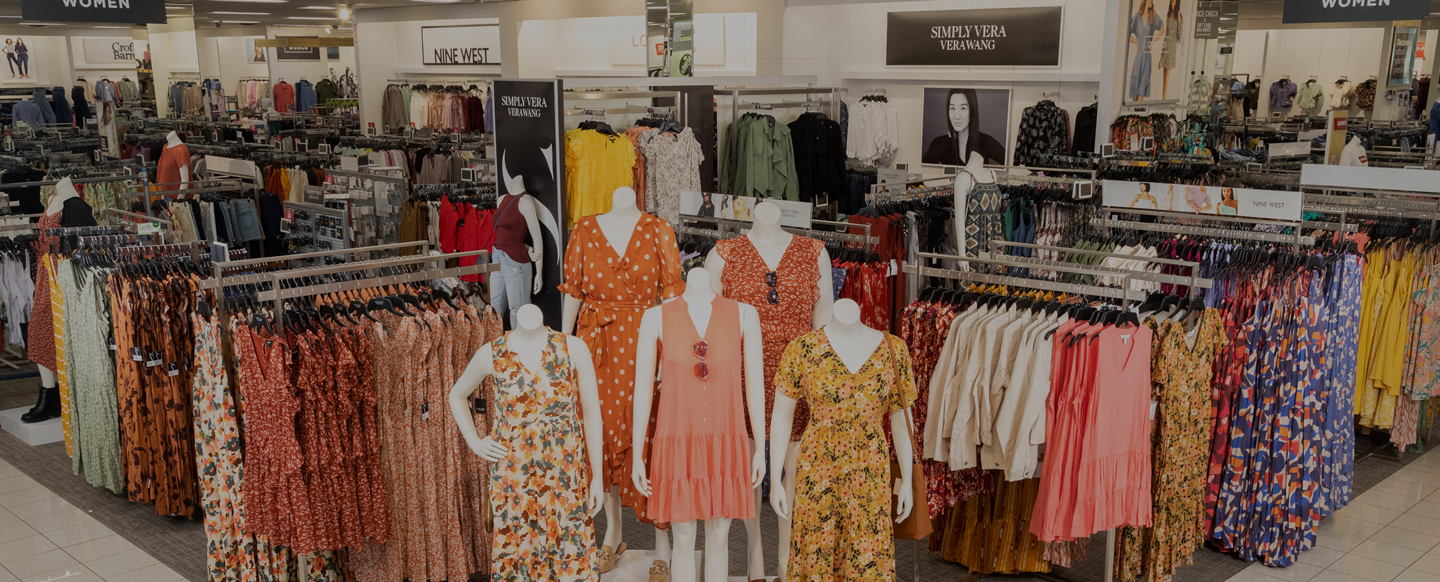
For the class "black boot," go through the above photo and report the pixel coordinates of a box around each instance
[21,384,43,417]
[20,386,58,423]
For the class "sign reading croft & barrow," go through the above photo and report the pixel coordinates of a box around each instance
[886,7,1062,67]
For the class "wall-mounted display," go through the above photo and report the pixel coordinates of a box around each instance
[886,7,1061,67]
[1103,180,1304,221]
[1124,0,1194,103]
[245,38,267,64]
[920,87,1010,166]
[275,37,319,62]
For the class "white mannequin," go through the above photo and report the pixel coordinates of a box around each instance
[499,171,544,295]
[769,298,914,523]
[34,177,79,390]
[701,200,832,580]
[447,304,606,516]
[953,155,994,270]
[630,268,766,582]
[560,186,675,567]
[164,131,190,190]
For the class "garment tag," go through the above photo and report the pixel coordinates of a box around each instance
[473,399,486,415]
[108,334,117,351]
[1150,401,1158,420]
[421,402,430,421]
[167,362,179,377]
[1121,334,1132,344]
[889,259,898,276]
[130,347,143,362]
[146,351,162,367]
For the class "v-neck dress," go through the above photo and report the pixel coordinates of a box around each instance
[774,329,916,582]
[714,234,824,441]
[558,213,685,521]
[648,297,754,524]
[489,330,598,582]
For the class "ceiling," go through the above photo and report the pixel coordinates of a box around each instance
[0,0,512,30]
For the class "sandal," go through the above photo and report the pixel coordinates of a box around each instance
[648,560,670,582]
[597,542,627,573]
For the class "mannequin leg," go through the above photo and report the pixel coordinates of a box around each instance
[655,527,672,564]
[489,249,531,329]
[602,488,623,549]
[671,521,698,582]
[744,439,765,580]
[776,441,800,579]
[38,365,54,387]
[703,519,732,582]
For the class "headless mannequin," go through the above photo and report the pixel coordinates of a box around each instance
[631,268,766,582]
[164,131,190,190]
[560,187,675,566]
[491,172,545,327]
[953,155,994,270]
[702,201,832,580]
[769,298,915,523]
[447,303,605,513]
[32,177,78,396]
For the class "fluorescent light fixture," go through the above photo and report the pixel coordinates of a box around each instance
[93,25,131,28]
[213,11,269,14]
[411,0,460,3]
[339,7,349,18]
[220,20,260,23]
[287,16,333,19]
[0,16,22,18]
[298,5,334,8]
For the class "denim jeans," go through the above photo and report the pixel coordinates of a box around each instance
[231,200,263,242]
[489,249,532,329]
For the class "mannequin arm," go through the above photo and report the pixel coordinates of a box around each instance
[568,335,606,517]
[630,308,663,497]
[562,295,581,334]
[704,248,725,294]
[769,394,797,520]
[448,343,507,462]
[739,304,767,487]
[813,247,835,328]
[519,196,543,293]
[890,409,915,523]
[179,165,190,191]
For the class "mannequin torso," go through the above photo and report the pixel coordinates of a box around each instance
[46,177,77,215]
[593,187,643,259]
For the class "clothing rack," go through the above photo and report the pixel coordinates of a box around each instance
[1093,214,1315,247]
[724,87,841,129]
[985,240,1214,293]
[675,214,878,249]
[199,240,433,289]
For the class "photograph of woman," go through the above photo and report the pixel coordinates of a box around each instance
[14,39,29,79]
[1128,0,1162,101]
[698,192,716,217]
[1160,0,1182,98]
[3,40,16,79]
[1185,185,1213,213]
[921,88,1007,166]
[1129,183,1159,209]
[1219,188,1239,215]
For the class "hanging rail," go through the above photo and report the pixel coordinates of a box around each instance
[676,214,878,249]
[984,240,1213,292]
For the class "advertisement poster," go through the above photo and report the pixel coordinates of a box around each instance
[1103,180,1303,221]
[1282,0,1427,24]
[245,38,267,63]
[493,79,565,328]
[1124,0,1194,103]
[886,7,1062,66]
[920,87,1010,166]
[679,191,812,229]
[1326,109,1349,165]
[0,37,36,83]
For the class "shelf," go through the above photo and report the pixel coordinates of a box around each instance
[842,71,1103,84]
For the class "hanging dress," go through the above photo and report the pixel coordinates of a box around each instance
[960,170,1004,261]
[489,331,599,582]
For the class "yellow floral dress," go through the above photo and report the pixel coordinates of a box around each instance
[774,330,917,582]
[489,331,598,582]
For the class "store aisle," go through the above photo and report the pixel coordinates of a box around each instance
[1228,445,1440,582]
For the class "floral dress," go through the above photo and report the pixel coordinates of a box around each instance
[489,331,598,582]
[774,330,916,582]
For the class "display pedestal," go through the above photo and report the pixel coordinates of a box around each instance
[0,407,63,446]
[601,550,775,581]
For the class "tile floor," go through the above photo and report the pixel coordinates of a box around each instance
[0,457,185,582]
[1228,445,1440,582]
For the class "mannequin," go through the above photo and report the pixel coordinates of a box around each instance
[21,177,80,423]
[953,153,999,265]
[158,130,190,192]
[630,268,766,582]
[702,201,832,580]
[447,304,606,573]
[769,298,915,577]
[490,171,545,328]
[560,186,684,573]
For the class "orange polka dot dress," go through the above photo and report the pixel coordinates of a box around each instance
[558,213,685,521]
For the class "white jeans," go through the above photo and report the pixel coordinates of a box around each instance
[489,249,532,329]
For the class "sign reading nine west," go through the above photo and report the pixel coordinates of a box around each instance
[1282,0,1427,24]
[421,24,501,66]
[22,0,166,24]
[886,7,1062,67]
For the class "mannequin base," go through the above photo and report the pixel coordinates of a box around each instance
[0,407,63,445]
[601,549,776,581]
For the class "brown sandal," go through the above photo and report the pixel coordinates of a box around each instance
[597,542,627,573]
[648,560,671,582]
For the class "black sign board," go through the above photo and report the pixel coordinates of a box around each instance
[1195,1,1221,39]
[21,0,165,24]
[1282,0,1427,24]
[886,7,1062,67]
[276,37,320,62]
[493,79,565,329]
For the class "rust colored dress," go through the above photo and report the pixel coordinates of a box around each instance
[234,324,316,552]
[558,213,685,519]
[27,211,60,370]
[714,235,824,441]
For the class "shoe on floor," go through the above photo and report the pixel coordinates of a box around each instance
[597,542,626,573]
[648,560,670,582]
[20,386,59,423]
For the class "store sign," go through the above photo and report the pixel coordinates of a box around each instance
[1386,24,1419,88]
[494,79,565,328]
[421,24,501,66]
[1103,180,1303,221]
[81,38,136,63]
[1282,0,1427,24]
[1194,1,1221,39]
[276,37,319,61]
[886,7,1062,67]
[21,0,164,24]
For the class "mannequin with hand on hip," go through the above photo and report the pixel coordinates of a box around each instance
[702,200,832,581]
[630,267,766,582]
[447,304,606,573]
[20,177,80,423]
[491,171,544,329]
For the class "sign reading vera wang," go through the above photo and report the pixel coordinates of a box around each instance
[81,38,135,64]
[886,7,1062,67]
[21,0,165,24]
[421,24,501,66]
[1282,0,1427,24]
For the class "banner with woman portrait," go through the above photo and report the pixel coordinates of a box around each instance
[1102,180,1303,221]
[920,87,1011,167]
[1123,0,1196,103]
[0,37,36,83]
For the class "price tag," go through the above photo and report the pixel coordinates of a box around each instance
[474,399,487,415]
[131,347,143,362]
[138,222,161,235]
[108,333,117,351]
[1150,401,1158,420]
[145,351,162,367]
[167,362,180,377]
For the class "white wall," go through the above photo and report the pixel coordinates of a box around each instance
[1235,28,1386,120]
[149,18,200,117]
[354,3,502,130]
[0,34,79,91]
[516,13,757,77]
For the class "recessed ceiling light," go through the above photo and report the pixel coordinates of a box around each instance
[339,7,349,18]
[213,11,269,14]
[287,16,333,19]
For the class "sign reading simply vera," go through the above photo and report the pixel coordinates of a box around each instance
[886,7,1062,66]
[1282,0,1427,24]
[22,0,166,24]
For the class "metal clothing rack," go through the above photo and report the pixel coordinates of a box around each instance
[1098,207,1314,248]
[985,240,1214,294]
[722,87,841,131]
[676,214,879,250]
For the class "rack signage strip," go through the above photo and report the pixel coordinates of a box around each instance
[1103,180,1304,221]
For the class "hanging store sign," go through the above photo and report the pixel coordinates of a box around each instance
[1282,0,1427,24]
[21,0,164,24]
[886,7,1062,67]
[421,24,501,66]
[1194,1,1221,39]
[81,38,135,63]
[1386,23,1420,88]
[494,79,565,328]
[274,37,319,61]
[1103,180,1304,221]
